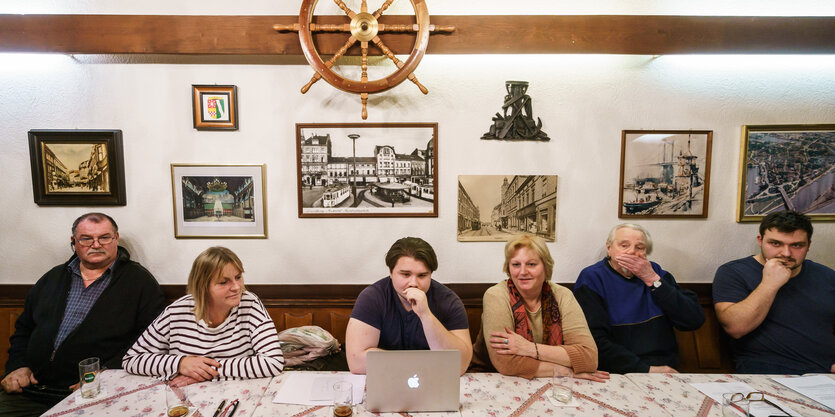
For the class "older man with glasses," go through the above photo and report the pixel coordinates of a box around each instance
[1,213,165,417]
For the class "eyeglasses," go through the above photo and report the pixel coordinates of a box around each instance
[727,392,792,416]
[75,235,114,247]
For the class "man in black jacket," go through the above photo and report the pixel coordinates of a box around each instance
[1,213,165,416]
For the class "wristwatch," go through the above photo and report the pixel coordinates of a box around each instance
[651,279,662,289]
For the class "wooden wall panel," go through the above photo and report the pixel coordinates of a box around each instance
[0,283,733,374]
[1,15,834,56]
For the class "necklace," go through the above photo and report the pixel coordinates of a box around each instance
[82,277,98,281]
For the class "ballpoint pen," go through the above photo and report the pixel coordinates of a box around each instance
[212,399,226,417]
[227,399,240,417]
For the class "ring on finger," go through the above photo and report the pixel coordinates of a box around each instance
[505,338,509,344]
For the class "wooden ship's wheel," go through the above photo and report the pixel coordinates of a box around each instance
[274,0,453,119]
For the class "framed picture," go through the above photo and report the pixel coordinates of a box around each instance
[458,175,557,242]
[170,164,267,238]
[618,130,713,219]
[296,123,438,218]
[737,124,835,222]
[28,129,126,205]
[191,85,238,130]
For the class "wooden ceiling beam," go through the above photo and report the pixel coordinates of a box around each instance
[0,14,833,56]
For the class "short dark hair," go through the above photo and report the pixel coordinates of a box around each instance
[72,212,118,236]
[759,210,812,240]
[385,237,438,272]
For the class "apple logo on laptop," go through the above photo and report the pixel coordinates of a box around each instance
[407,374,420,389]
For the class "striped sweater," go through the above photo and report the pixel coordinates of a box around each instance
[122,291,284,380]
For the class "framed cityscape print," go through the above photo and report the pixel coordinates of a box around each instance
[458,175,557,242]
[191,85,238,130]
[296,123,438,218]
[737,124,835,222]
[28,129,126,205]
[618,130,713,219]
[171,164,267,238]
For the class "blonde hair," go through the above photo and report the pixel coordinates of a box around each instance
[186,246,245,322]
[502,234,554,281]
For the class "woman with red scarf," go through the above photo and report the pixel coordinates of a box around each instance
[471,234,609,381]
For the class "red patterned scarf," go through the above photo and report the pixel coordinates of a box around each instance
[507,278,564,346]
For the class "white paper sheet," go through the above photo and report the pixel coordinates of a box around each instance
[772,375,835,411]
[690,382,800,417]
[272,373,366,406]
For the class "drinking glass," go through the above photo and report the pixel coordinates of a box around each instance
[549,368,573,405]
[333,381,353,417]
[165,383,191,417]
[722,392,750,417]
[78,357,101,399]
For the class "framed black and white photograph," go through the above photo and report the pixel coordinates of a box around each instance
[618,130,713,219]
[191,84,238,130]
[171,164,267,238]
[296,123,438,218]
[737,124,835,222]
[28,129,126,206]
[458,175,557,242]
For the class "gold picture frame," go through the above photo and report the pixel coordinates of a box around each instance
[737,124,835,222]
[171,163,267,238]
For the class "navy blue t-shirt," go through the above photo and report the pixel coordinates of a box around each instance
[713,257,835,374]
[350,277,469,350]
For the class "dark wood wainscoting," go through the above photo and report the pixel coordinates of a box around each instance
[0,283,732,374]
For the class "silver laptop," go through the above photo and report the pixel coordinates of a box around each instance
[365,350,460,413]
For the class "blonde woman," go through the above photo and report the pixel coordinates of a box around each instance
[471,234,608,381]
[123,247,283,386]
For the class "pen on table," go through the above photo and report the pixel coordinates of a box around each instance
[227,399,240,417]
[212,399,226,417]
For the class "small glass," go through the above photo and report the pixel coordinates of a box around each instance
[165,383,191,417]
[333,381,353,417]
[722,392,750,417]
[549,368,573,405]
[78,357,101,399]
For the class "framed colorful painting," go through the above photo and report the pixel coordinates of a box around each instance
[171,164,267,238]
[192,85,238,130]
[737,124,835,222]
[618,130,713,219]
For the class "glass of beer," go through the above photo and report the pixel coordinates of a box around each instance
[165,383,191,417]
[333,381,353,417]
[78,357,101,399]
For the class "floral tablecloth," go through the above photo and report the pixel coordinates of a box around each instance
[459,372,672,417]
[42,370,272,417]
[625,373,835,417]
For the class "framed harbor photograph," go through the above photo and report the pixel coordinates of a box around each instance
[171,164,267,238]
[28,129,126,205]
[737,124,835,222]
[618,130,713,219]
[458,175,557,242]
[296,123,438,218]
[192,85,238,130]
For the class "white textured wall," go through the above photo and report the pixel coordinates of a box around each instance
[1,1,834,285]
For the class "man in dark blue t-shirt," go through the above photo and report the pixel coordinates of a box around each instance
[713,210,835,374]
[346,237,472,375]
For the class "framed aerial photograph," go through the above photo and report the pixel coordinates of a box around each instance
[28,129,126,206]
[296,123,438,218]
[458,175,557,242]
[171,164,267,238]
[618,130,713,219]
[191,85,238,130]
[737,124,835,222]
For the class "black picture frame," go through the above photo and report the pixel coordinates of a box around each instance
[28,129,127,206]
